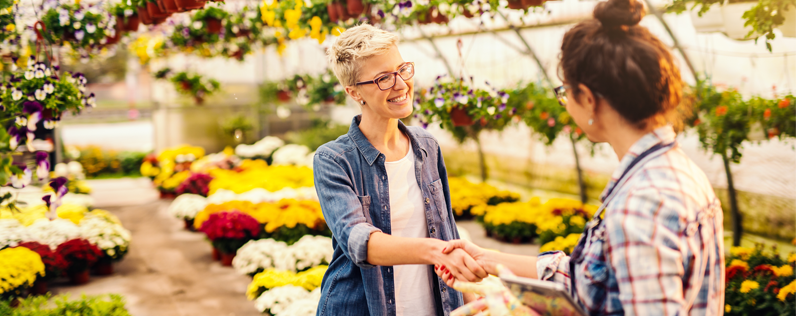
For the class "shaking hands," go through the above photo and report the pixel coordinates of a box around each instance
[433,240,492,288]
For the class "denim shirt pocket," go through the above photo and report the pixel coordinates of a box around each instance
[357,195,373,224]
[427,179,448,223]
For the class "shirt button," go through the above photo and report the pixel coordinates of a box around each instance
[425,198,430,204]
[430,227,436,234]
[383,205,388,210]
[441,287,446,292]
[382,175,386,180]
[389,299,393,304]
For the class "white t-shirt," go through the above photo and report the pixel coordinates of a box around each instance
[385,142,436,316]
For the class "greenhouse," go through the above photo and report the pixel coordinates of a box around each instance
[0,0,795,314]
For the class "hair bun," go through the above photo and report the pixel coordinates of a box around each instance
[593,0,646,29]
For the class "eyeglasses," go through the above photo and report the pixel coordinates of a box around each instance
[355,62,415,91]
[554,85,568,107]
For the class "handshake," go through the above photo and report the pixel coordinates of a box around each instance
[431,239,491,287]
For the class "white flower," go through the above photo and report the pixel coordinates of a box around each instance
[44,68,52,77]
[79,216,131,258]
[254,285,310,314]
[234,136,285,158]
[73,21,82,29]
[24,71,34,80]
[44,120,57,129]
[74,10,85,21]
[86,23,96,34]
[34,70,44,78]
[276,296,320,316]
[167,194,208,220]
[271,144,312,166]
[192,21,203,30]
[10,168,33,189]
[12,89,23,101]
[59,16,70,26]
[207,187,317,205]
[15,116,27,126]
[233,239,289,275]
[54,163,69,178]
[43,83,54,94]
[35,89,46,101]
[0,219,33,249]
[27,218,82,250]
[487,107,496,115]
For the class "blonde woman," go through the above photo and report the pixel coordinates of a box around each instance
[313,24,486,316]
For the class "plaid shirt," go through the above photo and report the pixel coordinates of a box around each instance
[536,126,725,316]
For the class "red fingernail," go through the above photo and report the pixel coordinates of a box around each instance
[442,247,447,252]
[441,265,446,271]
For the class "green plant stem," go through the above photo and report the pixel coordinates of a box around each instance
[569,132,587,204]
[722,150,742,246]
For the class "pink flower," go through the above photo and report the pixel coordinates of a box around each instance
[547,118,556,127]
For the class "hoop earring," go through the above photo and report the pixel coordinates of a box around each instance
[588,118,594,126]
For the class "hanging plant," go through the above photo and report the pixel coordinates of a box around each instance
[112,1,141,33]
[0,0,15,43]
[305,69,346,107]
[224,8,263,40]
[194,6,229,34]
[169,71,221,104]
[514,82,585,145]
[40,3,119,53]
[1,58,92,151]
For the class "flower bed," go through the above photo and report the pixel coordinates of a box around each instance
[208,161,314,194]
[724,245,795,315]
[0,247,44,299]
[448,177,520,220]
[478,197,596,244]
[233,235,333,276]
[246,265,327,300]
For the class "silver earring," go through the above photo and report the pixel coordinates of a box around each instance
[588,118,594,125]
[360,100,365,105]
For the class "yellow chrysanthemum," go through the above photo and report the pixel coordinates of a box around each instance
[788,253,796,264]
[730,247,753,261]
[778,279,796,302]
[246,265,328,300]
[772,265,793,277]
[0,247,45,294]
[208,163,313,194]
[724,304,731,313]
[739,280,759,293]
[728,259,749,270]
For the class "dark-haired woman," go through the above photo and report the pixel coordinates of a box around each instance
[435,0,725,314]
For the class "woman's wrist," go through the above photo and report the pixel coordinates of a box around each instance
[481,250,500,276]
[422,238,447,265]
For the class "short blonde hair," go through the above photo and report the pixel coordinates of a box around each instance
[327,24,399,87]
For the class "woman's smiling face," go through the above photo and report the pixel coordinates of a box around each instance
[349,45,414,119]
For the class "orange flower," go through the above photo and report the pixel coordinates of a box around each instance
[540,112,549,120]
[768,127,780,139]
[764,108,771,120]
[716,106,728,116]
[526,102,534,110]
[779,99,790,108]
[575,127,583,136]
[693,118,701,126]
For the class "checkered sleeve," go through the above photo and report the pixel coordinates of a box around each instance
[603,186,686,316]
[536,251,572,294]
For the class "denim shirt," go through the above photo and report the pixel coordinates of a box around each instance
[313,116,464,316]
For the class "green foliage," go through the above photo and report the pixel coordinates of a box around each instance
[483,221,537,241]
[195,6,230,21]
[258,80,286,106]
[285,119,350,150]
[221,115,254,137]
[166,71,221,104]
[724,245,795,315]
[0,294,131,316]
[261,224,333,245]
[414,76,516,143]
[73,146,146,178]
[744,0,796,51]
[513,82,586,146]
[40,3,115,50]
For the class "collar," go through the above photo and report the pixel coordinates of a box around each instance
[347,115,420,166]
[599,125,677,202]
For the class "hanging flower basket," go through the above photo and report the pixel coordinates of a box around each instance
[175,0,206,11]
[138,6,154,25]
[346,0,365,15]
[161,0,181,14]
[118,14,141,32]
[68,269,90,285]
[156,0,168,13]
[147,1,171,19]
[721,2,757,40]
[429,6,449,24]
[327,2,340,22]
[461,6,475,18]
[206,18,223,34]
[277,90,291,102]
[451,107,475,127]
[689,6,724,33]
[521,0,544,7]
[507,0,527,10]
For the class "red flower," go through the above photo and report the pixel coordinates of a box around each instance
[540,112,549,120]
[56,238,103,272]
[575,127,583,136]
[715,106,728,116]
[17,241,68,280]
[764,280,778,292]
[552,209,563,216]
[726,265,747,283]
[176,173,214,197]
[199,211,260,241]
[748,264,776,278]
[693,118,701,126]
[764,108,771,120]
[768,127,780,139]
[778,99,790,109]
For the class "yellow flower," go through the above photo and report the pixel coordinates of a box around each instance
[288,27,307,40]
[284,9,302,29]
[5,24,14,32]
[0,247,45,294]
[161,170,191,190]
[724,304,731,313]
[208,163,313,194]
[728,259,749,270]
[246,266,328,300]
[84,209,122,225]
[332,26,345,36]
[56,204,88,225]
[788,253,796,264]
[739,280,759,293]
[772,265,793,277]
[778,279,796,302]
[730,247,753,261]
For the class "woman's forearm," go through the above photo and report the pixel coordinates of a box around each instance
[482,251,538,279]
[366,232,447,266]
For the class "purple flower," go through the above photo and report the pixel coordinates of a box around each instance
[434,97,445,108]
[36,151,50,181]
[498,103,506,111]
[510,108,517,115]
[495,114,502,119]
[7,126,24,150]
[49,177,69,198]
[424,109,431,115]
[75,30,85,41]
[23,101,43,132]
[11,167,32,189]
[422,122,428,129]
[378,10,385,18]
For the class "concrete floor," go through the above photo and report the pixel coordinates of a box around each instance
[50,179,539,316]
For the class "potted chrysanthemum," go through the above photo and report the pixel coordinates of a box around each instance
[168,193,209,230]
[16,241,68,295]
[56,238,103,284]
[0,247,45,303]
[199,211,260,266]
[79,216,132,276]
